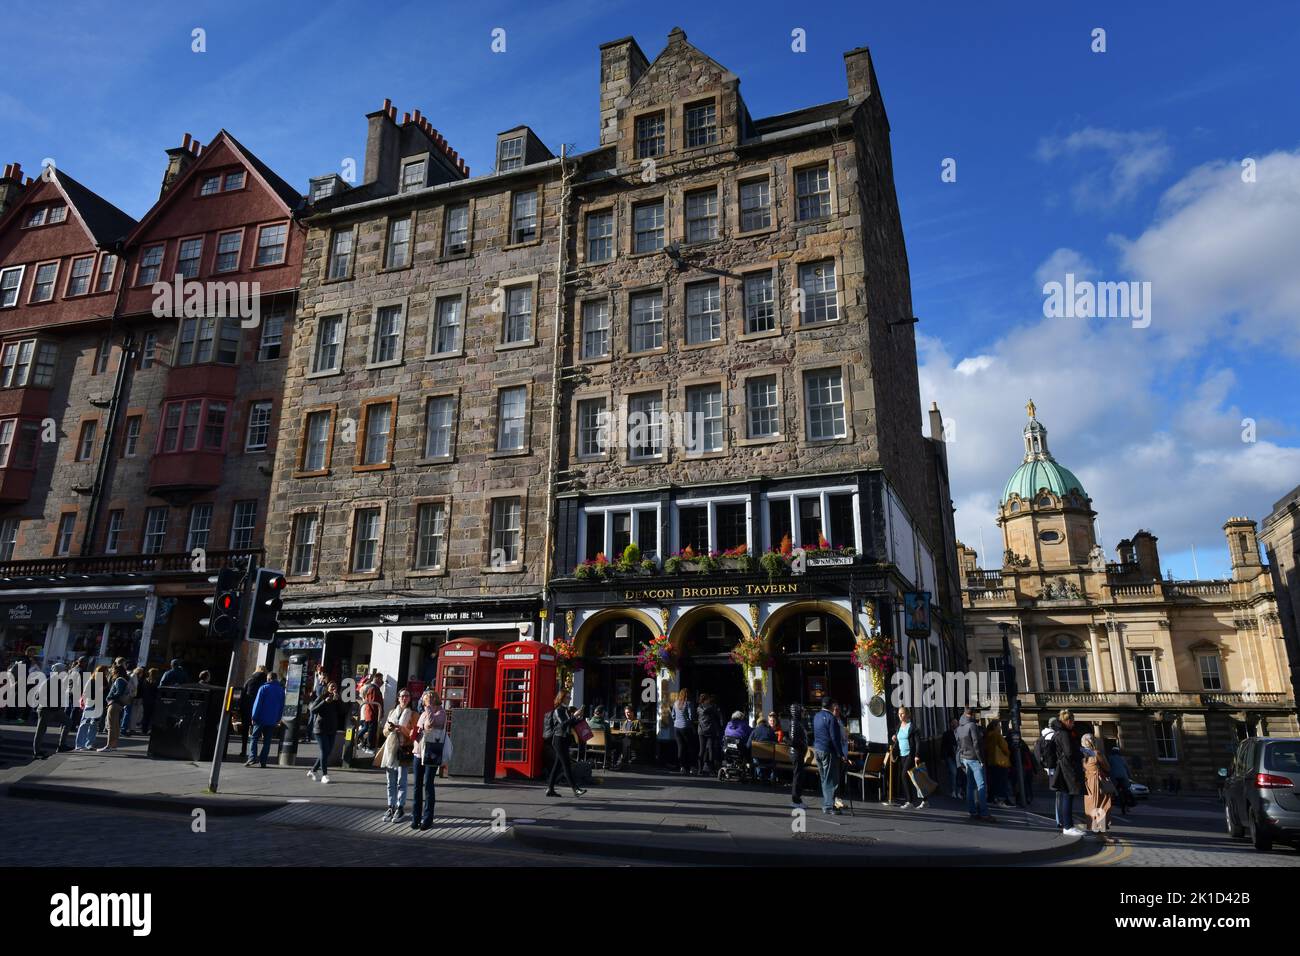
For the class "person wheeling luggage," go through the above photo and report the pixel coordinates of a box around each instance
[543,688,588,798]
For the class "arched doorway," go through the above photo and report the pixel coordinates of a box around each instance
[674,613,749,721]
[769,610,858,718]
[579,616,656,721]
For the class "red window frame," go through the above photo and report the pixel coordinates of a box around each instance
[156,397,230,455]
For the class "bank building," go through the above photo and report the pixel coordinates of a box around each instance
[959,402,1299,789]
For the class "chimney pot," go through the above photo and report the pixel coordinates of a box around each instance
[182,132,192,150]
[402,111,411,124]
[382,97,392,112]
[413,109,422,123]
[388,105,396,120]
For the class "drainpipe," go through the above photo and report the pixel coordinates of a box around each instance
[79,244,135,557]
[539,145,573,639]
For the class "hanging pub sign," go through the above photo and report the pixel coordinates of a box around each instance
[903,591,931,637]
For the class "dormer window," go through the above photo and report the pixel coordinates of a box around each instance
[684,100,718,148]
[199,175,221,196]
[400,159,426,194]
[498,136,525,172]
[223,170,245,190]
[200,170,245,195]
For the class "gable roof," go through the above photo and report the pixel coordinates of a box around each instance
[125,129,304,243]
[54,168,137,246]
[630,27,737,97]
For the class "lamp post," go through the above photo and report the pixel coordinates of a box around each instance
[1000,622,1029,807]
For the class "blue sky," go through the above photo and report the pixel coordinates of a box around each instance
[4,0,1298,579]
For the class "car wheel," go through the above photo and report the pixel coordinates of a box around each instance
[1249,813,1273,852]
[1225,802,1245,839]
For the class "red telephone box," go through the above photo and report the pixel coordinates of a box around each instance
[436,638,500,709]
[493,640,557,779]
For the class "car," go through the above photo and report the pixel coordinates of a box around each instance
[1128,781,1149,799]
[1223,737,1300,852]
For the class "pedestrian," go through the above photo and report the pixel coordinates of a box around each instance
[671,688,696,774]
[955,707,993,822]
[75,667,107,751]
[306,680,344,784]
[57,657,89,753]
[696,693,722,774]
[788,703,809,809]
[1050,710,1086,836]
[31,662,67,759]
[984,718,1014,807]
[158,659,187,688]
[1014,735,1040,806]
[380,689,416,823]
[410,689,447,830]
[244,672,285,768]
[750,710,778,782]
[139,667,158,735]
[358,671,383,752]
[98,665,130,752]
[239,666,269,759]
[812,698,847,814]
[942,717,962,798]
[893,706,927,809]
[1108,744,1134,815]
[120,666,141,737]
[543,688,587,798]
[1081,733,1114,839]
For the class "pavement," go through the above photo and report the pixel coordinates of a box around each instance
[0,722,1089,866]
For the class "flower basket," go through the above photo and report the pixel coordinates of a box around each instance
[729,634,771,670]
[852,633,893,696]
[636,634,675,678]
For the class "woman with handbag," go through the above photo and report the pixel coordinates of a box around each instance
[380,689,416,823]
[544,689,587,798]
[410,689,447,831]
[308,681,345,783]
[1081,732,1114,839]
[892,706,927,809]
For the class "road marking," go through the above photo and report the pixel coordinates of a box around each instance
[1059,836,1131,866]
[259,803,507,844]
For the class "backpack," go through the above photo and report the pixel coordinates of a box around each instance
[1035,731,1058,771]
[542,708,559,740]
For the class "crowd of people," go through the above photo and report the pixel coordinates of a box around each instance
[3,650,194,758]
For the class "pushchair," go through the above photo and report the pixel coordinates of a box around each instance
[718,735,752,782]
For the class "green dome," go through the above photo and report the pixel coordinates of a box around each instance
[1002,459,1087,503]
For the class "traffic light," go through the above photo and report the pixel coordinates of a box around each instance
[201,565,245,639]
[248,568,287,644]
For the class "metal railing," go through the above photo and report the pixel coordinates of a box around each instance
[0,548,263,579]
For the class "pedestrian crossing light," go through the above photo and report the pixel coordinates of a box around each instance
[201,566,244,639]
[248,569,287,644]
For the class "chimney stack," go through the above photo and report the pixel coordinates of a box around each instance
[160,134,202,198]
[0,162,25,218]
[365,98,403,192]
[598,35,650,148]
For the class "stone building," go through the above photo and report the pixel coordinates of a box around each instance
[546,29,964,745]
[960,402,1298,790]
[262,101,564,691]
[1261,484,1300,712]
[0,132,305,677]
[264,31,964,742]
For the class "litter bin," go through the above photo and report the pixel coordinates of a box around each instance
[148,684,224,761]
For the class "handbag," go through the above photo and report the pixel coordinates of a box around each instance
[909,763,940,797]
[1101,777,1118,797]
[573,717,593,743]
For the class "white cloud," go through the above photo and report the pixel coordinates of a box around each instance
[1116,150,1300,357]
[1037,127,1171,211]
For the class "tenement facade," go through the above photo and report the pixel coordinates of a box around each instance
[960,402,1299,790]
[264,30,965,746]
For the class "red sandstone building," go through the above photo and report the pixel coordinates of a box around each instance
[0,134,305,676]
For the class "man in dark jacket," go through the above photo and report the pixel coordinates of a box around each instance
[696,694,722,774]
[942,718,961,798]
[158,660,188,688]
[238,666,268,759]
[813,698,847,814]
[1050,710,1085,835]
[245,673,285,768]
[955,708,993,821]
[789,703,809,809]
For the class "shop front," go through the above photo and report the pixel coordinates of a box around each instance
[0,599,60,666]
[0,588,155,668]
[554,571,895,743]
[273,597,543,713]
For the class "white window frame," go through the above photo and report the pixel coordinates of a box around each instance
[579,501,662,561]
[672,494,751,555]
[0,266,26,308]
[760,486,861,552]
[245,400,274,451]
